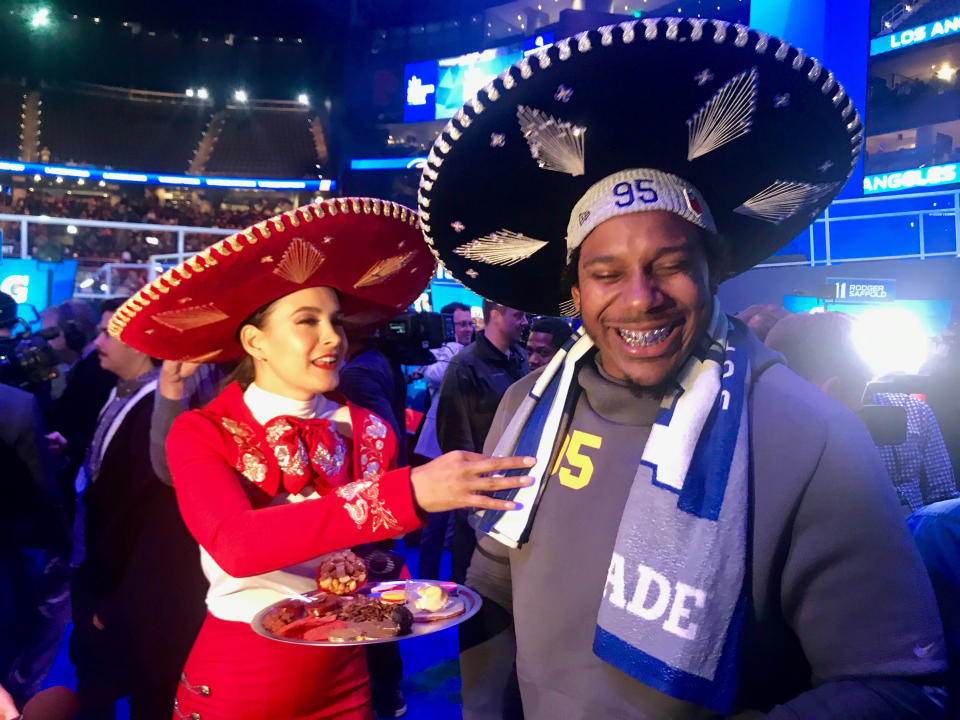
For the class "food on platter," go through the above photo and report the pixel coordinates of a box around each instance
[316,549,368,595]
[260,592,416,642]
[257,580,470,644]
[402,580,466,621]
[409,583,447,612]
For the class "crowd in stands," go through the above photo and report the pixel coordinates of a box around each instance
[0,188,296,261]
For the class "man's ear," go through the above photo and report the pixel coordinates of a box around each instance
[570,286,581,315]
[239,324,264,360]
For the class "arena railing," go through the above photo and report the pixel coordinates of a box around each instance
[0,213,234,298]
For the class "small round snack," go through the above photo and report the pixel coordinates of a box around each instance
[390,604,414,635]
[316,549,368,596]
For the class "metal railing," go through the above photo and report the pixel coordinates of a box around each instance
[757,188,960,268]
[0,213,235,297]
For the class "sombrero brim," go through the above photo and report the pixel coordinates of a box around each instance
[109,198,436,362]
[418,17,863,317]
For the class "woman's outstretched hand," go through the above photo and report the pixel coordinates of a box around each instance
[410,451,536,514]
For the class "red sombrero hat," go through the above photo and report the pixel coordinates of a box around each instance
[108,197,436,362]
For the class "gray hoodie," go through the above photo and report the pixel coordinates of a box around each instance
[461,327,946,720]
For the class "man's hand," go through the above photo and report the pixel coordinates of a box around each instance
[410,451,535,513]
[45,431,68,457]
[92,614,105,631]
[158,360,201,401]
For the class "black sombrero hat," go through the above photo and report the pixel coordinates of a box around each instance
[418,17,863,317]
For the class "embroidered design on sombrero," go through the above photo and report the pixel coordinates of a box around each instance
[152,303,230,332]
[687,66,758,161]
[453,230,549,266]
[734,180,841,224]
[273,237,326,284]
[354,251,418,289]
[517,105,586,176]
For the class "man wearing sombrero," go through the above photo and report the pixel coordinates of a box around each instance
[418,17,947,718]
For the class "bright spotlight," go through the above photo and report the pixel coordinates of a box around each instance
[33,174,41,182]
[234,89,248,103]
[145,236,160,246]
[197,87,209,100]
[66,224,78,235]
[30,7,51,29]
[76,178,84,186]
[55,176,63,184]
[98,180,106,187]
[99,283,109,292]
[79,277,95,289]
[852,307,930,376]
[185,88,195,97]
[936,63,957,81]
[297,93,310,106]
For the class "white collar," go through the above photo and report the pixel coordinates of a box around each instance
[243,382,340,426]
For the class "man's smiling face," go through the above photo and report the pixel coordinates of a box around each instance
[570,211,714,388]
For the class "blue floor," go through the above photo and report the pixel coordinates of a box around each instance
[41,542,463,719]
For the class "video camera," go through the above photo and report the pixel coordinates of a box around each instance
[0,320,60,391]
[376,311,446,366]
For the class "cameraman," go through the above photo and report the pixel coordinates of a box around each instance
[0,292,70,709]
[766,311,958,512]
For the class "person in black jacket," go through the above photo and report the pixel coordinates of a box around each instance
[70,299,207,720]
[436,299,529,583]
[0,383,69,710]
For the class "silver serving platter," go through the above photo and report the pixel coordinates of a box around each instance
[251,581,482,647]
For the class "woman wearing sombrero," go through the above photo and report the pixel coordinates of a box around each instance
[418,16,947,720]
[109,198,534,720]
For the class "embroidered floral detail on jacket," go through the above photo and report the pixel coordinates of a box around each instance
[360,415,389,480]
[335,479,399,532]
[313,434,346,477]
[221,417,268,485]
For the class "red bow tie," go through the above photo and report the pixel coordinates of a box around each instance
[263,415,348,495]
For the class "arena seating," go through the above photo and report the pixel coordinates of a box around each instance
[0,80,26,158]
[40,86,210,173]
[204,107,318,178]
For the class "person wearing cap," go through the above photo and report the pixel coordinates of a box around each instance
[417,17,947,719]
[108,197,535,720]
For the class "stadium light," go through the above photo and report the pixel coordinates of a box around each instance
[234,89,248,103]
[145,236,160,245]
[852,307,930,376]
[55,176,63,184]
[77,178,84,186]
[297,93,310,106]
[66,225,77,235]
[30,7,51,29]
[185,88,195,97]
[197,87,209,100]
[98,180,106,187]
[936,63,957,81]
[33,174,41,182]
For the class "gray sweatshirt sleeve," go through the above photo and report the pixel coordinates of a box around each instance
[460,384,525,720]
[769,404,947,717]
[150,394,188,485]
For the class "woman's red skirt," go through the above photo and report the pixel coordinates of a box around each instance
[173,612,372,720]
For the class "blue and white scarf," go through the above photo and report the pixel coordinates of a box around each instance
[472,304,750,712]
